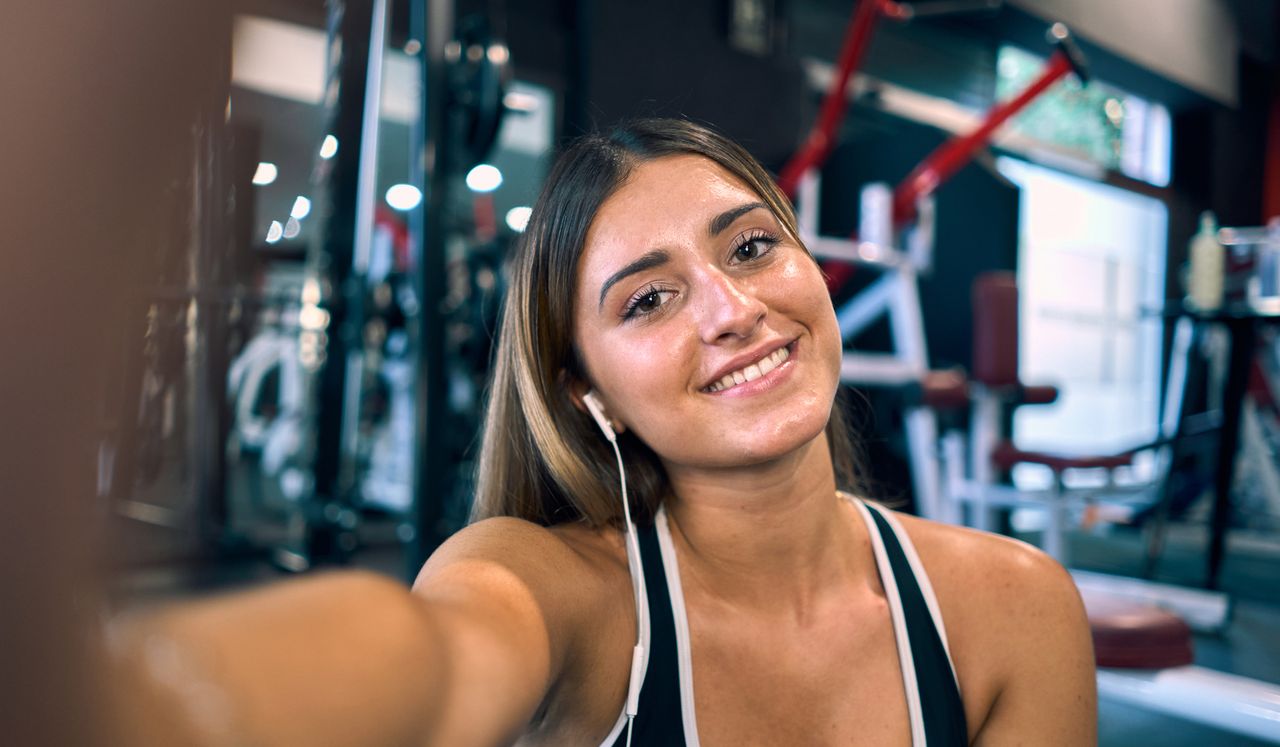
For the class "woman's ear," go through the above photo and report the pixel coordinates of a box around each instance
[562,370,592,414]
[561,371,626,434]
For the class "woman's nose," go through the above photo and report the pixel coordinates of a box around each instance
[695,269,767,343]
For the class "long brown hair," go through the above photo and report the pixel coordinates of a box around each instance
[471,118,864,528]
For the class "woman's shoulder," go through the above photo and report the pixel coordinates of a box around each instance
[414,516,634,649]
[882,508,1093,729]
[886,508,1076,600]
[416,516,630,601]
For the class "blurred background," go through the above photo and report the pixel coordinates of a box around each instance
[3,0,1279,744]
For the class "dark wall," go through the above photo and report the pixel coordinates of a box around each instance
[566,0,813,167]
[821,107,1021,372]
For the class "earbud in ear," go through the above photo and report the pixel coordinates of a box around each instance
[582,390,616,443]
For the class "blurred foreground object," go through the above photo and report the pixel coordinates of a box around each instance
[0,1,222,743]
[0,3,440,744]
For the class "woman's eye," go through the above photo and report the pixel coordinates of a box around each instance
[731,233,780,263]
[735,240,765,261]
[624,288,675,320]
[635,291,662,313]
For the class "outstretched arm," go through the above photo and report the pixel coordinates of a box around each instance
[108,518,595,747]
[108,571,451,747]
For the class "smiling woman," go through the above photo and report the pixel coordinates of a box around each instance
[470,119,862,529]
[405,118,1097,747]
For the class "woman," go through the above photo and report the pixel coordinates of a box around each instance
[412,118,1096,746]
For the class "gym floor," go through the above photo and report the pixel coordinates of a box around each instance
[113,516,1280,745]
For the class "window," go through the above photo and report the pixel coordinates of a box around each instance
[997,157,1168,474]
[996,45,1171,187]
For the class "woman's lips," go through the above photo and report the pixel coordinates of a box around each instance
[702,341,797,398]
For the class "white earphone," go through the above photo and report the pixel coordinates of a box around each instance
[582,390,616,442]
[582,390,645,746]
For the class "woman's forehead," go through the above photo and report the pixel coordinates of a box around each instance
[581,155,765,260]
[612,154,754,213]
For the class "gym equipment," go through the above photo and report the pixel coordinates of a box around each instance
[226,301,307,483]
[888,22,1087,229]
[936,272,1231,626]
[446,14,511,167]
[780,0,1085,293]
[1233,326,1280,532]
[777,0,912,200]
[1085,591,1280,743]
[779,0,1090,519]
[930,271,1280,741]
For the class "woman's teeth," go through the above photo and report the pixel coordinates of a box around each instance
[706,346,790,393]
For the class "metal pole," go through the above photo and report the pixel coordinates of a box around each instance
[311,0,376,564]
[407,0,455,576]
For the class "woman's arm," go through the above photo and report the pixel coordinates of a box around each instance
[108,571,451,747]
[410,517,610,746]
[108,517,601,747]
[970,546,1098,745]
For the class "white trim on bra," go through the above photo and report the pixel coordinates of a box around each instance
[656,506,703,746]
[864,501,961,687]
[853,499,928,746]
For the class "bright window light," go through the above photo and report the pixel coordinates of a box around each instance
[266,220,284,243]
[465,164,503,193]
[291,196,311,220]
[997,156,1168,462]
[385,183,423,211]
[253,162,278,186]
[505,206,532,232]
[319,135,339,160]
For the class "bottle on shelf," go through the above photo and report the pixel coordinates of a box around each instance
[1187,211,1223,312]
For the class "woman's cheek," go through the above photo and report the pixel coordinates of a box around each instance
[605,331,686,406]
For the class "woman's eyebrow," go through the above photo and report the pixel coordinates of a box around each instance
[707,201,766,237]
[598,249,670,311]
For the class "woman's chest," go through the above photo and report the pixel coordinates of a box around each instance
[684,598,914,746]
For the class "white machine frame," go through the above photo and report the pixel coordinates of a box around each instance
[794,172,949,523]
[943,316,1195,560]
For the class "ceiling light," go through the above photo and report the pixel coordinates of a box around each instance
[465,164,502,193]
[385,184,423,211]
[253,162,278,186]
[319,135,338,160]
[505,206,532,232]
[291,196,312,220]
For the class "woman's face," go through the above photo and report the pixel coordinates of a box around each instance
[571,154,842,472]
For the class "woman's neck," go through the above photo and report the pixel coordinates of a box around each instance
[660,435,868,621]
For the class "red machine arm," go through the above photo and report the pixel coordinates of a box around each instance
[891,23,1088,227]
[776,0,911,199]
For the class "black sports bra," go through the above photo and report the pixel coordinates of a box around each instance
[600,499,968,746]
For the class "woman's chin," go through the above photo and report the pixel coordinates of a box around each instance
[675,417,832,472]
